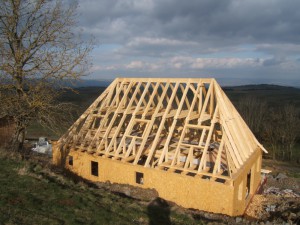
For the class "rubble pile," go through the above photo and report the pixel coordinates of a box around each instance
[245,194,300,223]
[264,187,299,197]
[265,173,300,192]
[245,172,300,224]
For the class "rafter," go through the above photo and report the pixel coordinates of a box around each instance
[57,77,267,182]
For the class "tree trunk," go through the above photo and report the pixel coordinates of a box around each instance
[289,144,293,161]
[272,147,276,160]
[10,125,26,151]
[18,128,26,151]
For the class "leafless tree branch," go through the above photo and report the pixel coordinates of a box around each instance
[0,0,93,150]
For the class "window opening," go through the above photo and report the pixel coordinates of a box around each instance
[68,156,73,166]
[91,161,99,176]
[136,172,144,184]
[246,170,251,198]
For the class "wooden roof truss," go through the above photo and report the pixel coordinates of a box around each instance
[58,78,267,183]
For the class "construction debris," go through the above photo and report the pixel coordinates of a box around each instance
[32,137,52,155]
[264,187,300,197]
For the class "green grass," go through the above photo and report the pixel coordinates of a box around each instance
[262,158,300,179]
[0,153,203,225]
[26,123,61,140]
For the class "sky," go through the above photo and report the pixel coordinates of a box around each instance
[76,0,300,86]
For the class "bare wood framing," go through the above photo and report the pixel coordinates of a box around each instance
[57,77,267,183]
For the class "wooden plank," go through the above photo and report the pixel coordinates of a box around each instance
[197,80,213,125]
[197,104,219,172]
[120,77,213,83]
[185,124,210,130]
[94,81,139,152]
[157,81,195,165]
[142,83,160,118]
[212,134,225,175]
[59,79,118,147]
[131,82,173,164]
[140,82,182,166]
[106,82,150,155]
[161,164,231,181]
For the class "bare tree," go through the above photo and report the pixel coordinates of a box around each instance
[263,107,282,160]
[0,0,92,149]
[263,105,300,161]
[236,95,267,139]
[280,104,299,161]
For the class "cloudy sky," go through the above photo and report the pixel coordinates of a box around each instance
[76,0,300,86]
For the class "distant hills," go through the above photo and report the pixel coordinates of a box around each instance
[2,77,298,89]
[223,84,299,91]
[73,79,112,87]
[215,77,300,88]
[75,78,300,90]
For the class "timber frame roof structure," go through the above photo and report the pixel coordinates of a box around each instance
[58,78,267,183]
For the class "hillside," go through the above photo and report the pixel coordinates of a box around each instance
[2,84,300,224]
[0,152,199,225]
[0,150,299,225]
[224,84,300,108]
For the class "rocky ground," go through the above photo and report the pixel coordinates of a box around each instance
[244,174,300,224]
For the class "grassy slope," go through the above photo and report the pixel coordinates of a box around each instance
[0,154,201,225]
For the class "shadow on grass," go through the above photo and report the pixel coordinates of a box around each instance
[147,197,171,225]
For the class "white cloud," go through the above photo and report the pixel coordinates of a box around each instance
[127,37,197,47]
[192,58,261,69]
[92,56,263,74]
[169,57,262,69]
[76,0,300,85]
[126,61,144,69]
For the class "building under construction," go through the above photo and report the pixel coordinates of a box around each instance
[53,78,267,216]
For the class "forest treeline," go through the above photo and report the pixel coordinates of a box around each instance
[235,96,300,162]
